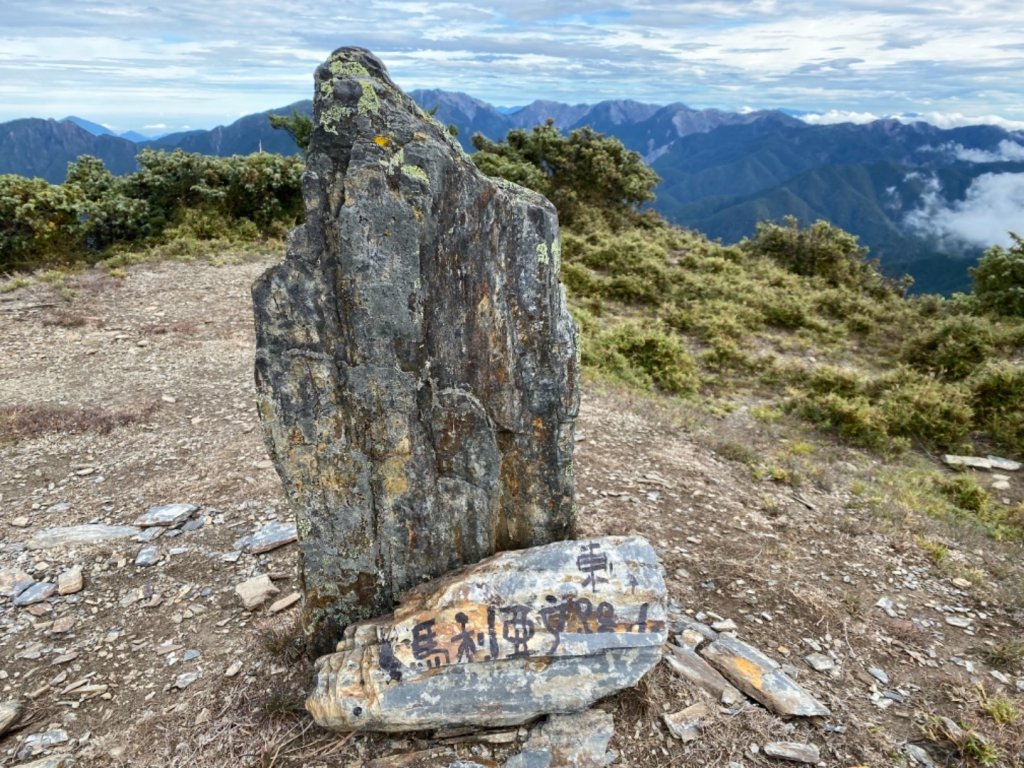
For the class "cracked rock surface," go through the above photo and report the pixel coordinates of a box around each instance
[253,47,579,647]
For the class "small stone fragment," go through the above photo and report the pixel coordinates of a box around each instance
[875,596,898,617]
[804,653,835,672]
[224,661,243,678]
[14,581,57,607]
[19,728,70,756]
[664,701,712,742]
[1,567,34,598]
[711,618,737,632]
[235,574,279,610]
[134,503,198,528]
[174,672,199,689]
[15,756,77,768]
[366,749,457,768]
[135,546,160,567]
[950,577,972,589]
[26,524,141,550]
[50,615,76,634]
[763,741,820,763]
[867,666,889,685]
[945,616,972,628]
[57,567,84,595]
[987,455,1021,471]
[232,520,298,554]
[269,592,301,613]
[504,710,616,768]
[905,743,937,767]
[700,634,830,718]
[943,455,992,469]
[10,515,30,528]
[0,698,25,736]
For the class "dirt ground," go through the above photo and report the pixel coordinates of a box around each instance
[1,256,1023,767]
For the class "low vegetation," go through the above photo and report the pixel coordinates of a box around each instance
[0,150,302,271]
[1,126,1022,542]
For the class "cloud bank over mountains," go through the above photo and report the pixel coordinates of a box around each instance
[905,173,1024,251]
[1,0,1023,130]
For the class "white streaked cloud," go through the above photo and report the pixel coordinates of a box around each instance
[904,173,1024,249]
[0,1,1022,130]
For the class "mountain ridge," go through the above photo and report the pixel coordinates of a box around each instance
[3,92,1023,293]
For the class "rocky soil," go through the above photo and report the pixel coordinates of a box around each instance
[1,256,1023,767]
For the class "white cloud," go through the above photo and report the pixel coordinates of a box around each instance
[799,111,1024,131]
[0,1,1023,128]
[948,140,1024,163]
[904,173,1024,249]
[798,109,883,125]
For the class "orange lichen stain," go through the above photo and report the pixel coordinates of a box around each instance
[373,135,391,148]
[381,454,410,496]
[730,656,764,689]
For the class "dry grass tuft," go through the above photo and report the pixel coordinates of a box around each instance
[0,402,157,443]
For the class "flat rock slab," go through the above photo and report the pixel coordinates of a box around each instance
[13,582,57,606]
[763,741,821,763]
[505,710,616,768]
[133,503,198,528]
[233,521,297,554]
[700,634,830,718]
[25,524,141,550]
[307,536,666,731]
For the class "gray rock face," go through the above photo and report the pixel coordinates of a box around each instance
[306,536,665,731]
[253,47,579,645]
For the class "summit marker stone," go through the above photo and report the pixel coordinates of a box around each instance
[253,47,579,648]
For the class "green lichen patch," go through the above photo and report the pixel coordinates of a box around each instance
[401,163,429,186]
[320,104,354,135]
[536,242,550,265]
[358,83,381,116]
[329,59,371,79]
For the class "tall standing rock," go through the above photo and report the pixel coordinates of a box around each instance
[253,47,579,649]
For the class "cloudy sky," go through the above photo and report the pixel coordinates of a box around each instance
[2,1,1024,134]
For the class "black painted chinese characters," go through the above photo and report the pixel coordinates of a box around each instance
[306,536,668,731]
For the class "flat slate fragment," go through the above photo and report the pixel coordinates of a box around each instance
[134,503,198,528]
[763,741,821,764]
[253,47,579,644]
[13,582,57,606]
[232,520,297,554]
[26,524,141,550]
[307,536,666,731]
[700,634,830,718]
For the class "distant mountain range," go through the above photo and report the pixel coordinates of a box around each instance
[3,94,1023,293]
